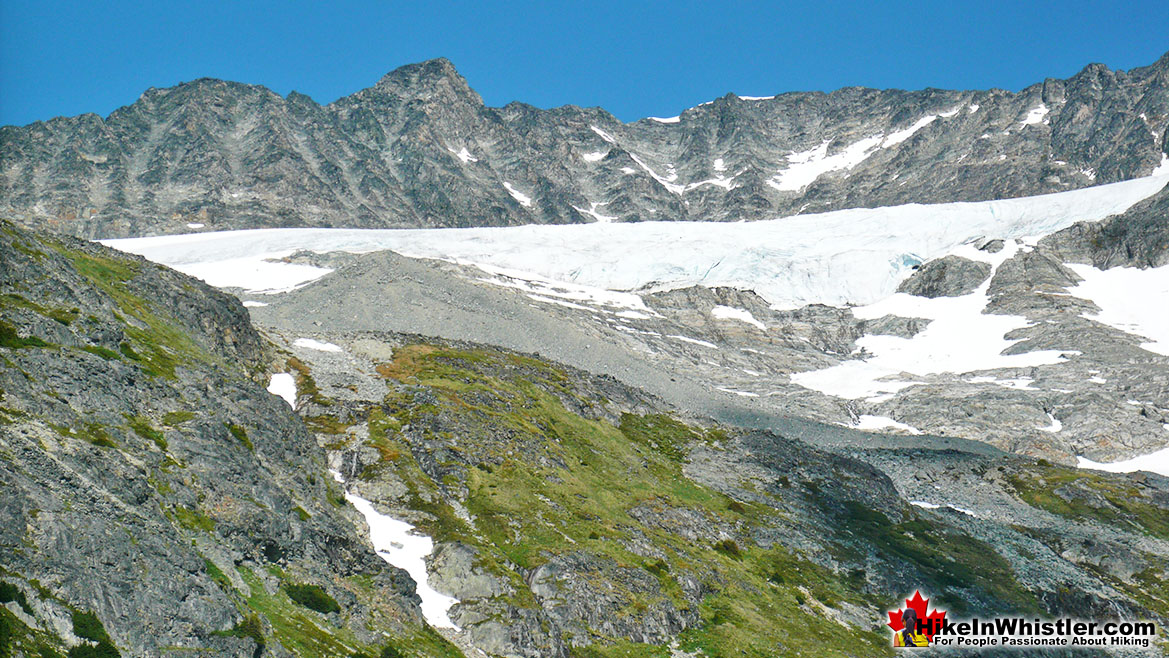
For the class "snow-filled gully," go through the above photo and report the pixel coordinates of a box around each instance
[329,470,460,630]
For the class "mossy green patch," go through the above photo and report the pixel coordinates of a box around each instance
[0,320,52,349]
[225,423,253,451]
[126,415,167,451]
[162,411,195,426]
[172,506,216,533]
[80,345,121,361]
[1008,463,1169,541]
[283,584,340,614]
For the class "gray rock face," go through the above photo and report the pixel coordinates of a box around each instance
[0,222,428,656]
[896,255,992,297]
[2,53,1168,238]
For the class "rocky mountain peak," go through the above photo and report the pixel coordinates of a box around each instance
[368,57,480,104]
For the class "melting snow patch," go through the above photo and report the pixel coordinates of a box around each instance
[852,415,922,434]
[266,373,297,409]
[648,115,680,124]
[910,501,979,517]
[572,202,617,223]
[737,95,775,101]
[448,147,477,163]
[1077,446,1169,479]
[242,300,268,307]
[711,305,766,330]
[1038,413,1062,433]
[792,242,1075,399]
[589,125,616,144]
[669,335,719,349]
[186,223,205,229]
[881,115,938,147]
[1021,104,1049,126]
[293,338,343,353]
[769,136,883,191]
[581,151,608,163]
[717,387,759,397]
[1154,153,1169,176]
[503,182,533,207]
[968,104,980,114]
[330,471,460,629]
[1065,262,1169,355]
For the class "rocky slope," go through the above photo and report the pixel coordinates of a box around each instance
[2,52,1167,238]
[0,221,458,657]
[260,326,1169,657]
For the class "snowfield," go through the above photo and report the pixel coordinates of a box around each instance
[102,171,1169,310]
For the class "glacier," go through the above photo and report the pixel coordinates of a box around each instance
[103,170,1169,310]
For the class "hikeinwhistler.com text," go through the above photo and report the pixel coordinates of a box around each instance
[922,617,1159,649]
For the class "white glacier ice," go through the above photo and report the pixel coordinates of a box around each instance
[103,171,1168,313]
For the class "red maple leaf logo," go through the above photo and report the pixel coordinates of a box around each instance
[887,590,947,641]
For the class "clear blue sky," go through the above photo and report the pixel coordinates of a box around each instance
[2,0,1167,127]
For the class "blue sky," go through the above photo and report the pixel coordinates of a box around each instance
[2,1,1167,126]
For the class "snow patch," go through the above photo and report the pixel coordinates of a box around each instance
[572,201,617,223]
[1038,413,1062,433]
[1021,104,1049,126]
[448,147,477,163]
[852,415,921,434]
[648,115,680,124]
[582,151,608,163]
[1077,446,1169,478]
[711,305,766,330]
[503,182,532,207]
[266,373,297,409]
[242,300,268,307]
[791,242,1076,399]
[669,334,719,349]
[589,125,616,144]
[717,387,759,397]
[331,471,460,629]
[1066,262,1169,355]
[293,338,343,353]
[186,223,204,229]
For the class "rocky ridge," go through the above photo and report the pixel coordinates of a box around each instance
[1,52,1167,237]
[0,221,457,657]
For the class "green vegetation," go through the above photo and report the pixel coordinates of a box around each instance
[0,582,31,615]
[49,244,211,379]
[364,344,903,656]
[0,292,79,326]
[52,422,117,449]
[0,320,51,349]
[225,423,253,451]
[1009,463,1169,540]
[71,611,110,644]
[211,614,264,652]
[283,584,340,614]
[80,345,120,361]
[161,411,195,426]
[126,415,167,451]
[835,502,1038,615]
[172,506,216,533]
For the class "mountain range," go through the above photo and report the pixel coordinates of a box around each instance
[1,53,1167,238]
